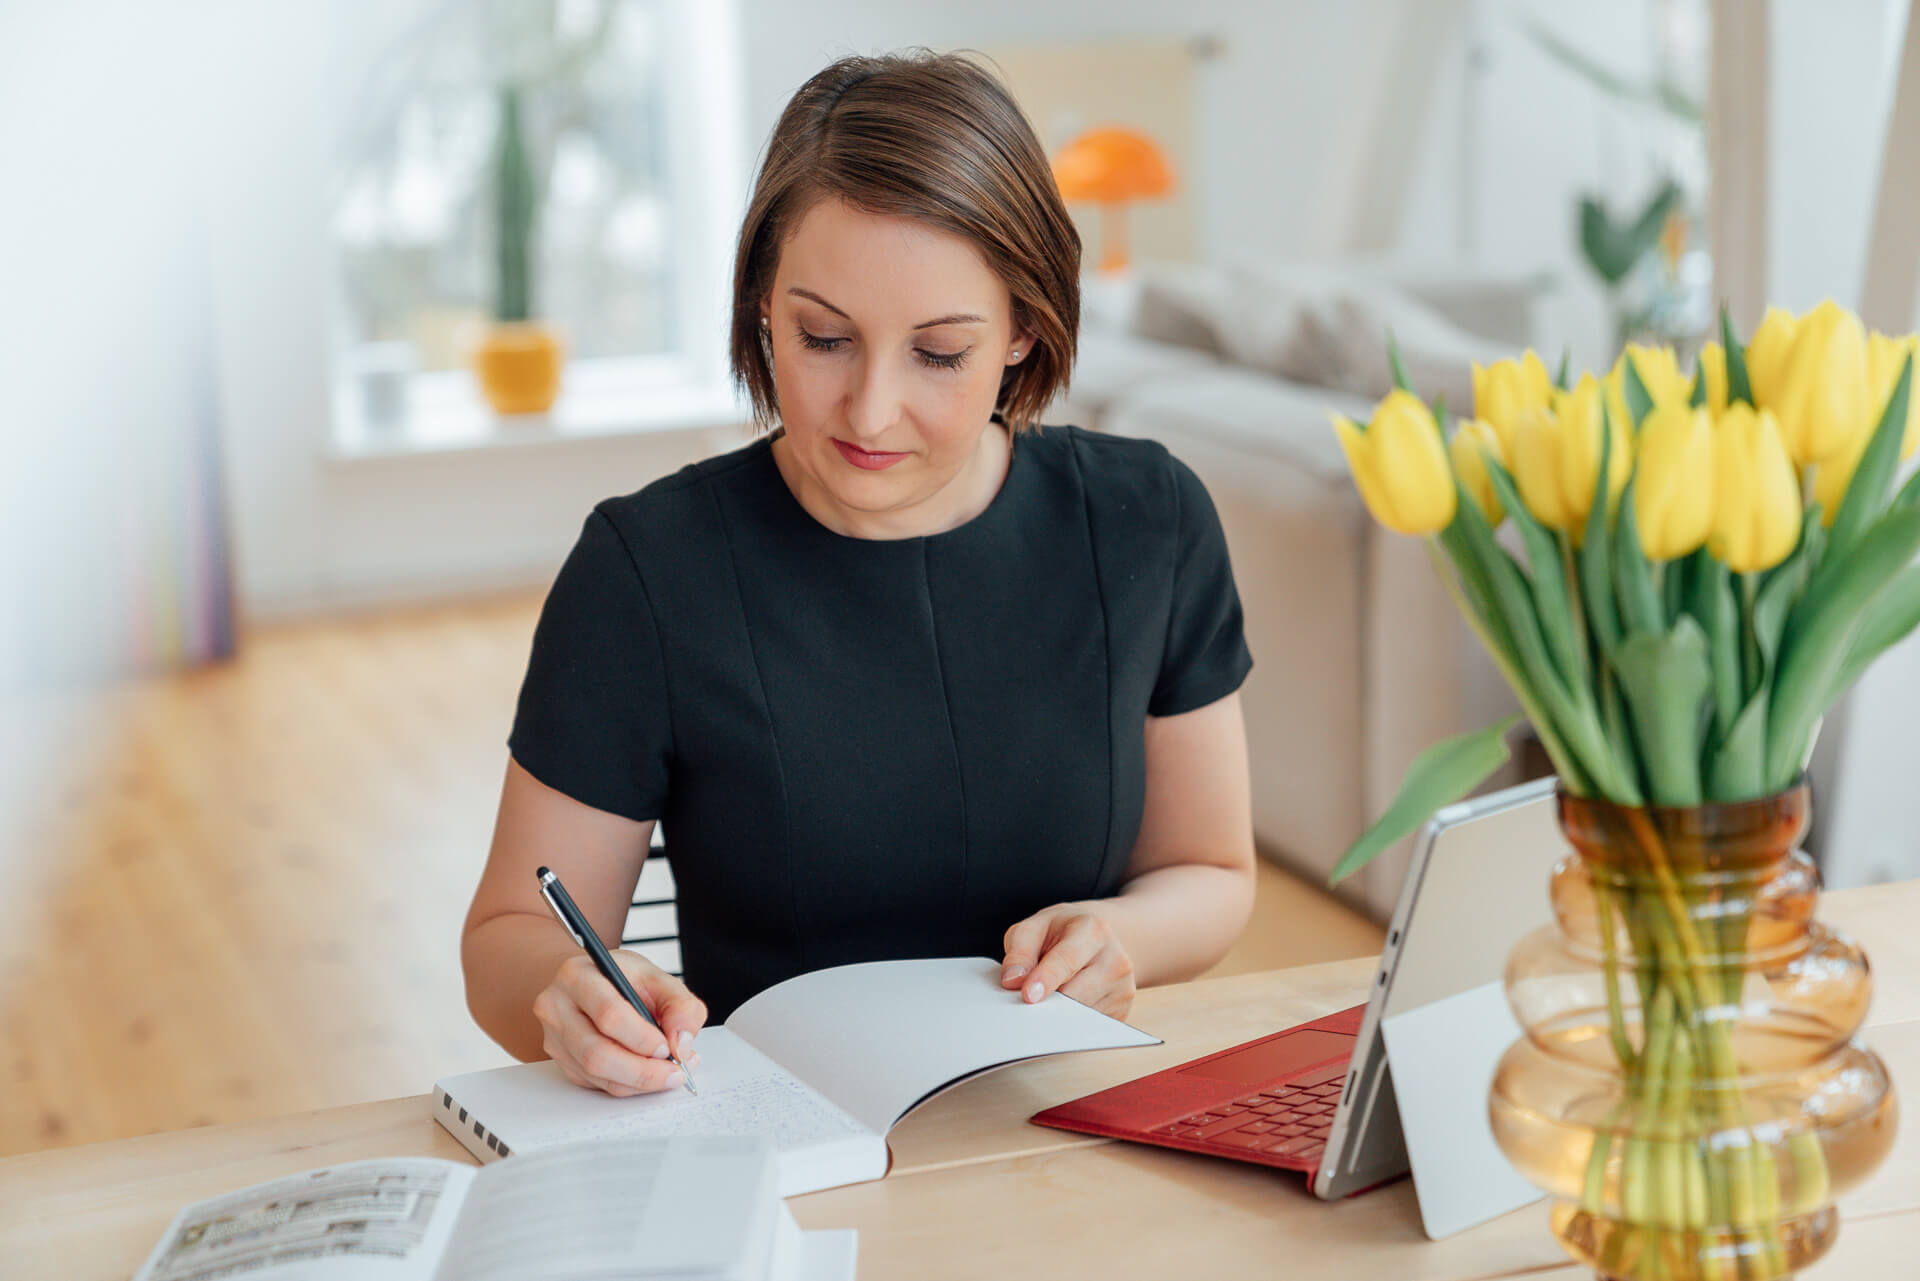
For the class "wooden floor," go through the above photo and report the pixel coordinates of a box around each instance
[0,591,1383,1159]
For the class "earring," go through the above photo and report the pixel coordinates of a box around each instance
[1011,348,1021,358]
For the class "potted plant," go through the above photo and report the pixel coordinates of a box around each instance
[473,81,564,416]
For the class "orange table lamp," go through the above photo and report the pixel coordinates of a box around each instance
[1051,127,1176,274]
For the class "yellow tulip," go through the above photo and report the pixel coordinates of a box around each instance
[1511,406,1574,531]
[1697,342,1729,415]
[1612,344,1692,417]
[1866,330,1920,461]
[1507,376,1632,537]
[1711,403,1802,572]
[1471,351,1554,461]
[1332,389,1457,536]
[1813,421,1869,526]
[1771,299,1869,464]
[1449,418,1506,526]
[1634,403,1716,560]
[1815,331,1920,524]
[1745,305,1799,407]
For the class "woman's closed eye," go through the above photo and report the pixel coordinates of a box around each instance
[795,326,972,372]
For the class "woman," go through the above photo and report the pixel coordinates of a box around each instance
[461,50,1256,1099]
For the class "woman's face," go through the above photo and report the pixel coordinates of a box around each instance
[761,197,1030,537]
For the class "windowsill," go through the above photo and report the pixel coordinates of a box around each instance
[326,359,754,463]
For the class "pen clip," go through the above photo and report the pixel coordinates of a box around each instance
[536,869,587,947]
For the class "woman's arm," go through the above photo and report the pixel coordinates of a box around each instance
[461,759,706,1091]
[1000,691,1257,1016]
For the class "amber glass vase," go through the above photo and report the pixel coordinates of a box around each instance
[1488,782,1898,1280]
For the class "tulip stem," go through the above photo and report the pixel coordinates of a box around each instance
[1560,533,1590,664]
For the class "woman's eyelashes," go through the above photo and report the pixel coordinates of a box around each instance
[794,325,972,372]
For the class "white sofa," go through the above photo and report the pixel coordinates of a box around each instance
[1056,260,1542,922]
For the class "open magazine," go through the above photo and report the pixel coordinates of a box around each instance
[435,956,1161,1196]
[131,1135,855,1281]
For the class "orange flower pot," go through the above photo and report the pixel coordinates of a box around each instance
[474,322,565,416]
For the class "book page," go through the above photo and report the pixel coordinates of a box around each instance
[433,1136,776,1281]
[436,1028,883,1195]
[132,1158,473,1281]
[726,956,1160,1134]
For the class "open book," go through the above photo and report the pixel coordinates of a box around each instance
[131,1135,856,1281]
[435,956,1161,1196]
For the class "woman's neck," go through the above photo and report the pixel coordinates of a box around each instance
[771,420,1012,540]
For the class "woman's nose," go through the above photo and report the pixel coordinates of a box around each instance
[844,352,906,440]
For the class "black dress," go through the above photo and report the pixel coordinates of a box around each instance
[507,422,1252,1020]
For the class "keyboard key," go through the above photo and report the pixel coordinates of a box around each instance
[1210,1129,1275,1150]
[1267,1135,1318,1157]
[1193,1115,1253,1140]
[1239,1121,1276,1134]
[1236,1095,1266,1108]
[1275,1123,1308,1137]
[1299,1142,1326,1161]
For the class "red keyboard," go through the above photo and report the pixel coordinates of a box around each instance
[1147,1060,1347,1162]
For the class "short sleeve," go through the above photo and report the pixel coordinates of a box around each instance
[507,509,672,822]
[1149,456,1254,717]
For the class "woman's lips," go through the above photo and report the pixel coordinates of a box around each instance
[833,439,909,470]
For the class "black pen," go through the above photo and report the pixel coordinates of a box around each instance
[535,866,697,1094]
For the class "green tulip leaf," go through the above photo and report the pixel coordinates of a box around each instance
[1663,550,1690,624]
[1624,351,1655,430]
[1485,460,1587,693]
[1556,345,1572,392]
[1442,505,1596,797]
[1448,495,1606,797]
[1386,327,1413,396]
[1581,424,1623,656]
[1699,558,1742,738]
[1330,717,1521,885]
[1768,503,1920,786]
[1612,618,1712,806]
[1720,307,1755,407]
[1613,475,1665,635]
[1828,351,1914,560]
[1689,364,1708,409]
[1821,565,1920,708]
[1708,687,1769,801]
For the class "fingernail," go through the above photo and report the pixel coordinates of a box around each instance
[1004,964,1028,982]
[651,1043,670,1059]
[687,1051,703,1068]
[667,1071,685,1089]
[676,1031,695,1056]
[1025,980,1044,1002]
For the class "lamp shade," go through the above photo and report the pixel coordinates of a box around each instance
[1050,127,1175,203]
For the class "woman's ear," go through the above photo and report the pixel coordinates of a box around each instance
[1007,332,1035,365]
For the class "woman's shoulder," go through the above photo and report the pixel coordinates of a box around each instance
[1028,423,1199,529]
[588,434,774,548]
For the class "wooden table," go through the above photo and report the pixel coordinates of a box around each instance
[5,882,1916,1280]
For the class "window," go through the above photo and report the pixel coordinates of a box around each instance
[326,0,743,454]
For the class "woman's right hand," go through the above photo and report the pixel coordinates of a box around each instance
[531,950,708,1096]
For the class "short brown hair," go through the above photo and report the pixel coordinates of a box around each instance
[729,50,1081,434]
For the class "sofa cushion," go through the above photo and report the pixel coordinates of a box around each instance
[1129,260,1518,415]
[1098,363,1373,484]
[1047,328,1220,432]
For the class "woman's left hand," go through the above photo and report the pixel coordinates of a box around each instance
[1000,901,1136,1019]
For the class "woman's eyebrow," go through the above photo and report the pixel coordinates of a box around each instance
[786,286,987,330]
